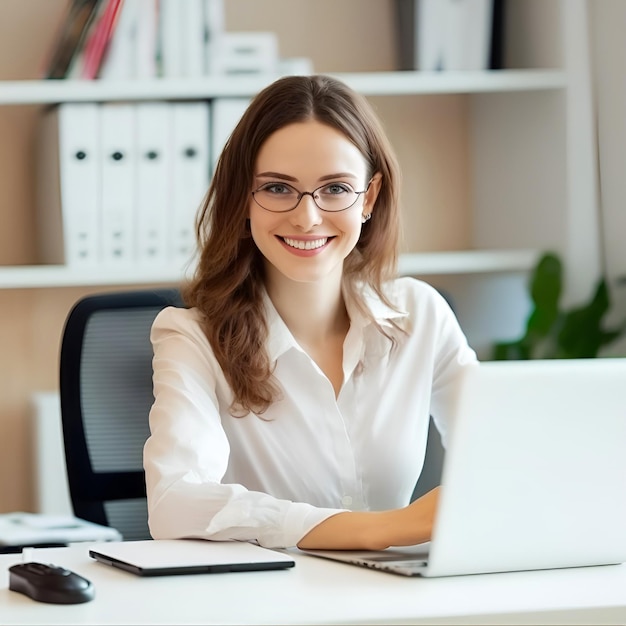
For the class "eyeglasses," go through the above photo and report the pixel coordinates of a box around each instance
[251,180,370,213]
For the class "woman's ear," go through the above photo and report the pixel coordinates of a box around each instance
[363,172,382,215]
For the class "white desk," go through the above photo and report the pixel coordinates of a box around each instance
[1,544,625,625]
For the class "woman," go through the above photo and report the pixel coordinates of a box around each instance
[144,74,477,550]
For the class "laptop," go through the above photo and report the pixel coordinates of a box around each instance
[302,358,626,577]
[89,539,295,576]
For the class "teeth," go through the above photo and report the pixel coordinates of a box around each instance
[283,237,328,250]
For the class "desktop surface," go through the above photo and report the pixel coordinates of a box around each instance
[1,543,626,625]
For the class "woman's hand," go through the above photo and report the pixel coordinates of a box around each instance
[296,486,440,551]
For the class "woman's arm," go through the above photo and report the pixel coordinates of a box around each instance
[297,487,439,550]
[145,307,344,548]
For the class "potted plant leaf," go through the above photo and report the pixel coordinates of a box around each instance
[492,252,625,360]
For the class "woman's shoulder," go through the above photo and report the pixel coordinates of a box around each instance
[383,276,453,314]
[152,305,206,340]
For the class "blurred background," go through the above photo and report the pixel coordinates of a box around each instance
[0,0,624,515]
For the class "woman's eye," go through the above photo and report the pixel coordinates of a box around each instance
[262,183,293,195]
[322,183,351,195]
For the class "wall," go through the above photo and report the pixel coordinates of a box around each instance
[0,0,469,512]
[589,0,626,355]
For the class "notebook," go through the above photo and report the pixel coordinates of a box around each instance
[302,358,626,577]
[0,512,121,553]
[89,539,295,576]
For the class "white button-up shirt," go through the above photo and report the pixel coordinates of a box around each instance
[144,277,477,548]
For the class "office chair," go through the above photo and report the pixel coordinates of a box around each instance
[58,286,445,539]
[59,288,184,541]
[411,417,444,500]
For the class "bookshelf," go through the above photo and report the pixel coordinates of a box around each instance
[0,69,565,289]
[0,0,605,514]
[0,1,602,340]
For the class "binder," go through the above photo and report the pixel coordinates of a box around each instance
[180,0,205,77]
[99,0,140,80]
[135,0,158,78]
[202,0,225,75]
[210,97,250,175]
[170,102,210,265]
[418,0,494,71]
[36,103,101,266]
[135,102,172,264]
[417,0,446,71]
[442,0,493,71]
[159,0,183,77]
[99,103,136,265]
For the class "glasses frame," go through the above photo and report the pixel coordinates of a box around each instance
[251,180,372,213]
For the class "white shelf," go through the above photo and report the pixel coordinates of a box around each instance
[398,249,538,276]
[0,70,567,106]
[335,70,566,95]
[0,250,538,289]
[0,265,187,289]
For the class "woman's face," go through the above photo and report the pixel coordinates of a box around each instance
[249,120,380,288]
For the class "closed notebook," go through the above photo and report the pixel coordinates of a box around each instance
[89,539,295,576]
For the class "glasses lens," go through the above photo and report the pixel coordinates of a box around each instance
[253,182,361,212]
[314,183,359,211]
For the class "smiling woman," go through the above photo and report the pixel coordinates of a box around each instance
[249,120,379,289]
[143,74,477,552]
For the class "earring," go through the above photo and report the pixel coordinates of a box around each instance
[362,213,372,223]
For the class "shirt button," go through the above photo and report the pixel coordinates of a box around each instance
[342,495,353,507]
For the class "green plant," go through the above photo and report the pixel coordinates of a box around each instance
[492,252,625,360]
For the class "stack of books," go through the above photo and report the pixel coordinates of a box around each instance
[42,0,288,80]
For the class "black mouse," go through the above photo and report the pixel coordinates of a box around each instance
[9,562,94,604]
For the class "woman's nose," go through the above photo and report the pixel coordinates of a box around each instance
[289,193,323,230]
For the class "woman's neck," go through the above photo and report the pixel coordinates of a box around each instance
[265,270,349,346]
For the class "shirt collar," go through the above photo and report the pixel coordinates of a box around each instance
[263,283,409,362]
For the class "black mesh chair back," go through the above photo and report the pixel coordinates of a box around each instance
[411,417,445,501]
[59,288,183,541]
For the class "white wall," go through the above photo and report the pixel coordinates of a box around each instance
[589,0,626,354]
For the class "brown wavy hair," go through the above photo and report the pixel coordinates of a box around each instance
[183,74,401,416]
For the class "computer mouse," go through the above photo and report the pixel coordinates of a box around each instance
[9,562,94,604]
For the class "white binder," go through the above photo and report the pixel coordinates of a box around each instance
[135,102,172,264]
[170,102,210,265]
[100,103,137,265]
[36,103,101,266]
[135,0,158,78]
[98,0,140,80]
[417,0,446,71]
[159,0,184,77]
[443,0,493,71]
[418,0,493,71]
[181,0,205,77]
[210,97,250,175]
[202,0,225,75]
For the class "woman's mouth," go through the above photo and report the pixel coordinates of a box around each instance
[281,237,330,250]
